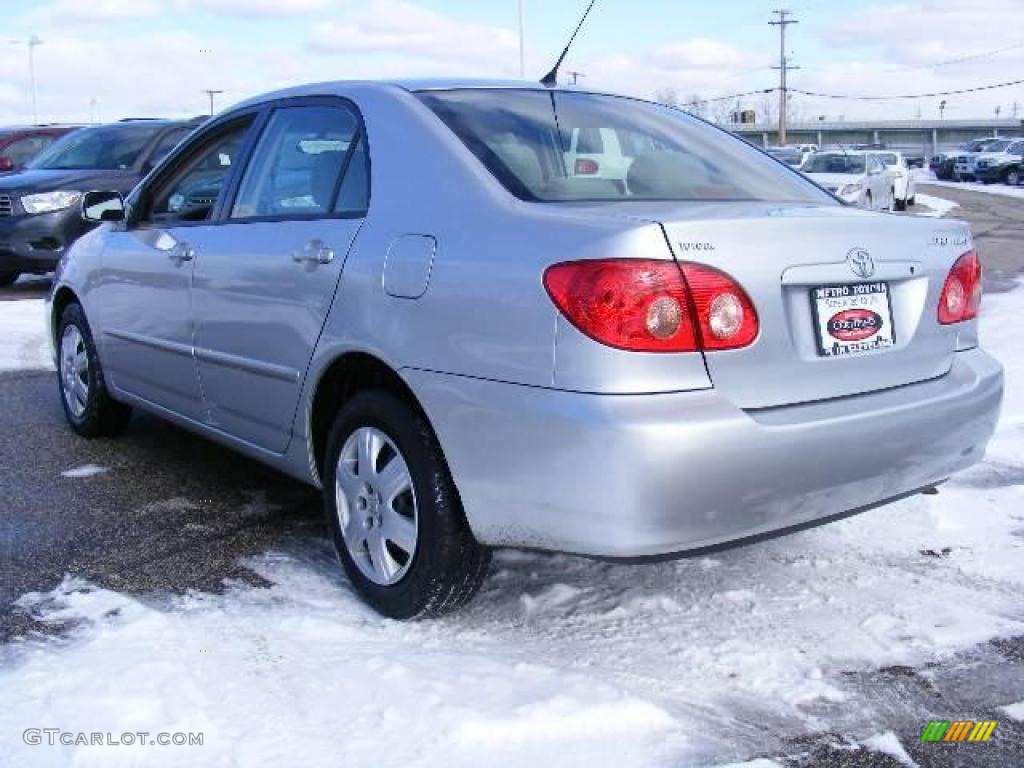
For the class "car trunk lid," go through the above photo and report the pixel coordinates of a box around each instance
[653,202,971,409]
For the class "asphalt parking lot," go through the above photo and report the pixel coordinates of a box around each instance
[1,185,1022,767]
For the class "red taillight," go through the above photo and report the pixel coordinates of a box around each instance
[681,263,760,351]
[938,250,982,325]
[543,259,758,353]
[575,158,600,175]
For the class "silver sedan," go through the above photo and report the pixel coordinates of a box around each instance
[48,80,1003,618]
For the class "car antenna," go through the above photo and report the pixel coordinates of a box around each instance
[540,0,599,88]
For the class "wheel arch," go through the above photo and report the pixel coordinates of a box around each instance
[308,351,433,478]
[51,285,82,345]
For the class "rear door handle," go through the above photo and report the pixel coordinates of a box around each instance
[291,239,334,266]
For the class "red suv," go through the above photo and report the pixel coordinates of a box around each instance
[0,125,80,173]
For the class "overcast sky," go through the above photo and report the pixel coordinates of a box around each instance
[3,0,1023,125]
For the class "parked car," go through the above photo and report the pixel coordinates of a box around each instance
[953,137,1007,181]
[765,146,804,167]
[971,139,1024,185]
[871,151,916,210]
[0,118,202,286]
[48,80,1003,618]
[0,125,80,173]
[800,151,894,210]
[930,153,956,180]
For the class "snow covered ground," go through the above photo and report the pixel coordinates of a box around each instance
[915,169,1024,200]
[0,298,52,372]
[912,193,959,219]
[1,235,1022,767]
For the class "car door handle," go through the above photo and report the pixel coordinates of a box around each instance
[170,242,195,264]
[291,239,334,266]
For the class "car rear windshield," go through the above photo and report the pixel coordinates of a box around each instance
[801,153,866,174]
[416,89,832,204]
[27,124,164,171]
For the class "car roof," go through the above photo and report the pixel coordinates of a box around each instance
[228,78,627,111]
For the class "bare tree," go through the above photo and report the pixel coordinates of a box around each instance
[681,93,709,119]
[654,87,680,107]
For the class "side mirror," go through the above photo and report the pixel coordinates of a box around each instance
[0,157,14,172]
[82,190,126,223]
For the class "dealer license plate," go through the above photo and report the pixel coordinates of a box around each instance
[811,282,896,358]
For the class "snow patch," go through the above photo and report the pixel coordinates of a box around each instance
[61,464,108,479]
[912,192,958,218]
[1001,700,1024,722]
[863,731,919,767]
[0,299,52,372]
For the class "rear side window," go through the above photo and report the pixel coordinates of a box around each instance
[417,89,831,204]
[231,104,365,219]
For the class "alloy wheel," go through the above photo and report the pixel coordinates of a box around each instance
[334,426,418,586]
[60,324,90,419]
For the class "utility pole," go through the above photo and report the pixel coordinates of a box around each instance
[202,89,224,116]
[568,70,585,85]
[517,0,525,78]
[770,10,798,146]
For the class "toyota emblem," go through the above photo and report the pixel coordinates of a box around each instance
[847,248,875,279]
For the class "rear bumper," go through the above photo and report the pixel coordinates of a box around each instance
[407,348,1003,558]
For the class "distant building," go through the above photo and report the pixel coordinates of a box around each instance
[732,118,1024,158]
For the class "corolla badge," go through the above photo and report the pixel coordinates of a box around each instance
[828,309,882,342]
[847,248,875,279]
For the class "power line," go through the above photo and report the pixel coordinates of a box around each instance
[790,77,1024,101]
[876,41,1024,74]
[681,88,776,107]
[769,9,799,145]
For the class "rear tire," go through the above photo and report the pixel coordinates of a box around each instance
[323,391,490,619]
[894,198,907,212]
[0,271,19,287]
[57,303,133,438]
[907,196,916,207]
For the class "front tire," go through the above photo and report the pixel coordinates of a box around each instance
[1007,169,1021,187]
[323,391,490,619]
[0,271,19,287]
[57,303,133,438]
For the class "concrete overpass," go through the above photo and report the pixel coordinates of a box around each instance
[732,118,1024,158]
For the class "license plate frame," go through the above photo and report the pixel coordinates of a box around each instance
[810,282,896,358]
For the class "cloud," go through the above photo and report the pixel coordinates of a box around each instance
[28,0,164,23]
[309,0,519,66]
[176,0,331,17]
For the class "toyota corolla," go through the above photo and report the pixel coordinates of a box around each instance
[48,80,1003,618]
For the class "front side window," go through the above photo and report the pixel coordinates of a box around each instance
[27,124,163,170]
[231,104,363,219]
[417,89,831,204]
[144,119,253,224]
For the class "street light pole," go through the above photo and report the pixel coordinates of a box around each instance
[202,89,224,116]
[28,35,43,124]
[517,0,525,78]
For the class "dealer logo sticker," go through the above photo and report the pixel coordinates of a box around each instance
[827,308,883,342]
[847,247,875,279]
